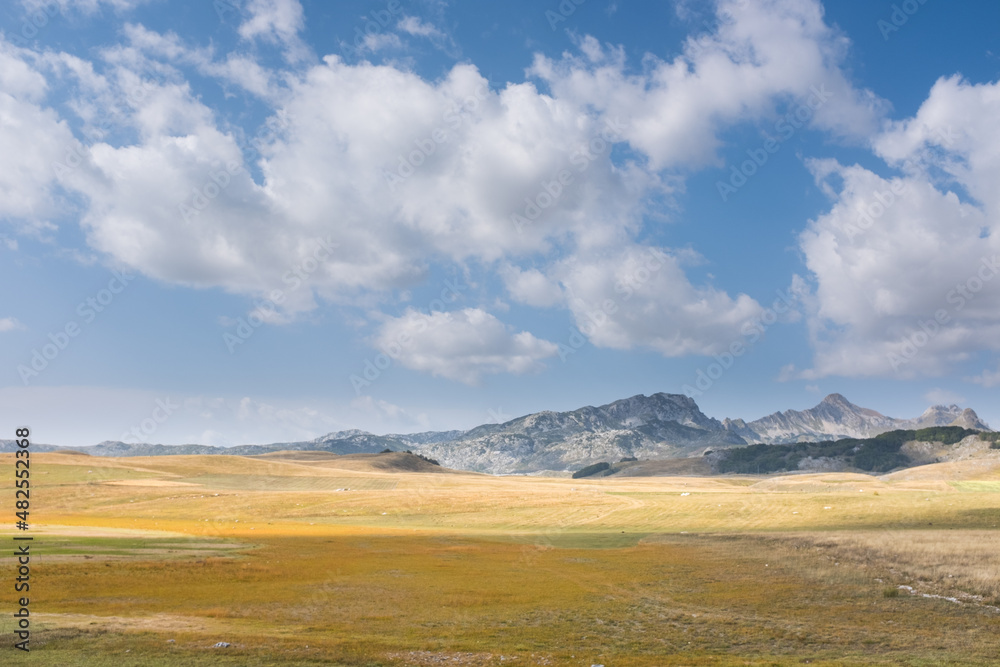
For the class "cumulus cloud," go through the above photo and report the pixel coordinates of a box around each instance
[875,75,1000,214]
[501,265,564,308]
[43,52,647,316]
[373,308,559,384]
[797,77,1000,380]
[0,42,76,225]
[238,0,311,62]
[528,0,886,170]
[554,245,761,356]
[0,0,899,382]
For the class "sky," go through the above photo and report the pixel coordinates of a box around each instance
[1,0,999,448]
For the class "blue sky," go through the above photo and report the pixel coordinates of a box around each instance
[2,0,999,447]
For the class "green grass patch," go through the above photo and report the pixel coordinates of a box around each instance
[0,535,249,560]
[487,530,650,549]
[948,481,1000,493]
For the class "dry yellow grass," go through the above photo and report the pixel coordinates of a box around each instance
[2,451,1000,665]
[788,530,1000,603]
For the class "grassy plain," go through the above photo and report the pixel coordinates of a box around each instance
[2,451,999,665]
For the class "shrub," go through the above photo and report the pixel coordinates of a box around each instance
[853,437,909,472]
[913,426,977,445]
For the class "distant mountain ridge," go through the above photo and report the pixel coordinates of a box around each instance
[3,393,990,475]
[411,393,746,474]
[731,393,990,445]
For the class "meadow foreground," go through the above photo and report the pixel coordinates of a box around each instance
[3,450,999,666]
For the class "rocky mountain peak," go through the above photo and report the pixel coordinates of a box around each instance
[599,392,720,429]
[743,394,895,444]
[949,407,990,431]
[819,393,851,407]
[905,405,990,430]
[920,404,961,418]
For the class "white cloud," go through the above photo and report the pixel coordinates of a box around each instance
[528,0,886,170]
[0,0,895,375]
[0,94,72,224]
[28,0,878,328]
[0,41,49,100]
[874,76,1000,213]
[968,365,1000,389]
[554,245,761,356]
[54,53,641,311]
[397,16,444,39]
[239,0,312,63]
[238,0,310,62]
[373,308,559,384]
[239,0,302,41]
[0,41,78,227]
[798,78,1000,379]
[117,24,279,100]
[362,32,403,53]
[394,12,456,58]
[115,26,275,100]
[205,53,278,99]
[120,22,193,61]
[0,317,25,332]
[501,265,564,308]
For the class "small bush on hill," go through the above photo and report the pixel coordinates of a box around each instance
[414,453,440,466]
[977,431,1000,448]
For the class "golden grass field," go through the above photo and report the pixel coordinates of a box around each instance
[3,450,1000,665]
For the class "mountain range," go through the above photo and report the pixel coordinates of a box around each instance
[723,393,989,444]
[4,393,990,475]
